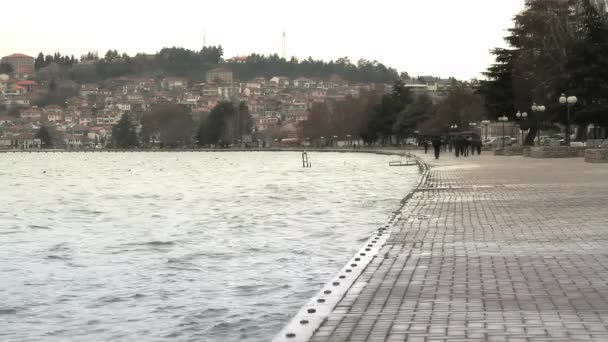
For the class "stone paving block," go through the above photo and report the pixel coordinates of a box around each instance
[305,155,608,342]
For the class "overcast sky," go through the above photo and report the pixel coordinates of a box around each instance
[2,0,525,80]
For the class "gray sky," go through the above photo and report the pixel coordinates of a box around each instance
[2,0,525,80]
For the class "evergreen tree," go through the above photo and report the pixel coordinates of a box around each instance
[0,63,13,74]
[566,0,608,132]
[478,0,578,144]
[204,102,235,145]
[477,48,516,118]
[196,119,208,147]
[35,53,45,70]
[112,113,138,148]
[36,126,54,148]
[393,93,434,142]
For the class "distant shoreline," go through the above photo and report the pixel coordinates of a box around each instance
[0,147,423,155]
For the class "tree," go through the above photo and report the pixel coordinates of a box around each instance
[425,85,485,129]
[112,113,138,148]
[301,89,383,144]
[204,102,231,145]
[477,48,517,118]
[36,126,54,148]
[478,0,578,144]
[302,102,331,140]
[196,118,208,147]
[142,104,193,147]
[393,93,434,143]
[360,80,413,145]
[0,63,13,74]
[566,0,608,137]
[35,53,45,70]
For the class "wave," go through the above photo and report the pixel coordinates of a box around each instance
[95,296,126,304]
[47,255,69,260]
[50,243,70,252]
[29,225,51,230]
[145,241,175,246]
[0,308,17,315]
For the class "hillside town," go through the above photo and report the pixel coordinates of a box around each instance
[0,52,461,149]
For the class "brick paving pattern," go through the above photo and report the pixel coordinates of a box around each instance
[309,155,608,342]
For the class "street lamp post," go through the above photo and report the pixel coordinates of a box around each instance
[450,125,458,153]
[515,110,528,145]
[559,93,577,146]
[498,115,509,149]
[531,103,546,146]
[481,120,491,146]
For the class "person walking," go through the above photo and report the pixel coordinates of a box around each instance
[423,140,429,154]
[476,140,482,155]
[470,138,476,156]
[432,138,442,160]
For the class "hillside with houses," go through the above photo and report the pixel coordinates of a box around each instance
[0,51,463,149]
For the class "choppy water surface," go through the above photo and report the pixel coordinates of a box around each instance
[0,152,417,341]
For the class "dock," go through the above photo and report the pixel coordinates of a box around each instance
[276,153,608,341]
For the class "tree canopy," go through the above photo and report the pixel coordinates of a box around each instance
[0,63,13,74]
[477,0,608,142]
[228,54,399,84]
[198,101,252,146]
[141,104,193,147]
[31,46,400,84]
[35,126,55,148]
[112,113,138,148]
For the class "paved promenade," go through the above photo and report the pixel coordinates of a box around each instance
[304,154,608,342]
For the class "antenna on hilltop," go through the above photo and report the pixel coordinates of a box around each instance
[282,30,286,60]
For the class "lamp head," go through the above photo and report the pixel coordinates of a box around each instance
[567,96,577,105]
[559,93,567,104]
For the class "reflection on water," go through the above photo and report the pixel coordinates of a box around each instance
[0,152,417,341]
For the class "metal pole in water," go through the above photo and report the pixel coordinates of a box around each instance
[302,152,311,168]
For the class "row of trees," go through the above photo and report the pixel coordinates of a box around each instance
[112,102,253,148]
[228,54,399,84]
[35,53,77,70]
[477,0,608,143]
[303,80,486,145]
[30,46,399,85]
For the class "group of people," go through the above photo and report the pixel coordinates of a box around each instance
[423,137,483,160]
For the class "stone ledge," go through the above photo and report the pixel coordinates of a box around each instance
[585,149,608,163]
[528,146,586,158]
[494,147,524,156]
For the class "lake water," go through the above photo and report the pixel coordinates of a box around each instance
[0,152,418,342]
